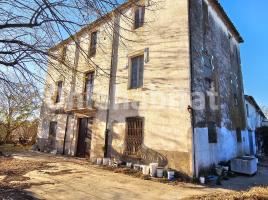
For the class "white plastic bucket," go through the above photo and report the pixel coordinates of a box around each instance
[133,164,140,171]
[167,171,175,180]
[142,165,150,175]
[149,163,159,177]
[199,177,205,184]
[108,159,113,166]
[156,168,164,178]
[96,158,102,165]
[126,162,132,168]
[103,158,110,165]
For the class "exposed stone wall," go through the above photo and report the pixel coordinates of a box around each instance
[190,0,247,173]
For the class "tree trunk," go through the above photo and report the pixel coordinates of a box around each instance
[4,129,11,144]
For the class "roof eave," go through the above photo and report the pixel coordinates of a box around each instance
[210,0,244,43]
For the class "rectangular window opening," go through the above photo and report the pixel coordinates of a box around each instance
[55,81,63,103]
[84,71,94,106]
[61,46,67,63]
[129,55,144,89]
[208,121,217,143]
[236,128,242,143]
[89,31,97,57]
[134,6,145,29]
[125,117,144,156]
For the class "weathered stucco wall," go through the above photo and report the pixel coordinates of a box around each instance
[37,18,114,156]
[190,0,247,172]
[107,0,193,175]
[37,0,193,175]
[245,99,263,131]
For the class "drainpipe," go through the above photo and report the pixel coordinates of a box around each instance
[104,12,118,158]
[188,0,197,179]
[62,114,70,155]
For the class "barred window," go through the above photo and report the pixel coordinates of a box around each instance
[125,117,144,155]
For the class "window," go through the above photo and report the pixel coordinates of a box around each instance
[208,121,217,143]
[129,55,144,89]
[246,104,249,117]
[55,81,63,103]
[236,128,242,143]
[134,6,145,29]
[48,121,57,148]
[84,71,94,105]
[89,31,97,57]
[125,117,144,155]
[49,121,57,137]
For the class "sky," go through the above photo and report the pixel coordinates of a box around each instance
[220,0,268,107]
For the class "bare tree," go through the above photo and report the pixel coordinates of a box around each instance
[0,0,149,87]
[0,81,40,144]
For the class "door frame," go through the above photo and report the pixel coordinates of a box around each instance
[75,117,93,158]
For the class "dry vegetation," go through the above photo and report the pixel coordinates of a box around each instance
[0,156,51,199]
[1,153,267,200]
[0,144,32,154]
[184,187,268,200]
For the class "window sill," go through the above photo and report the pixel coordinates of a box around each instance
[128,87,144,91]
[132,25,145,31]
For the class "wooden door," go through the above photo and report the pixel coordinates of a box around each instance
[76,118,92,158]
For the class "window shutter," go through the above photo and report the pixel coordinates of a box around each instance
[134,8,140,29]
[140,6,145,27]
[138,56,144,87]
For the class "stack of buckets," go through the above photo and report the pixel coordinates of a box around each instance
[141,163,174,180]
[96,159,175,181]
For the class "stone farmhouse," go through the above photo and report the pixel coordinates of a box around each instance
[37,0,250,177]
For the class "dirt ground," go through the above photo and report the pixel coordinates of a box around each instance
[0,151,268,200]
